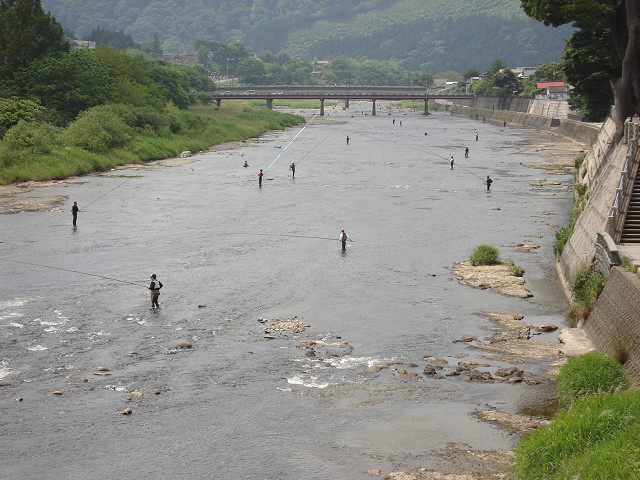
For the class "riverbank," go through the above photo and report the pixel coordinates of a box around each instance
[0,103,304,185]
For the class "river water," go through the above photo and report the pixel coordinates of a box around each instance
[1,105,575,479]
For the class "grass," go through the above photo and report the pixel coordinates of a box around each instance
[469,244,500,266]
[0,103,305,184]
[468,245,524,275]
[555,352,630,406]
[553,152,591,259]
[516,352,637,480]
[568,265,605,324]
[515,391,640,480]
[622,255,637,273]
[503,259,525,277]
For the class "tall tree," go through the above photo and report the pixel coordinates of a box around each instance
[521,0,639,137]
[0,0,69,79]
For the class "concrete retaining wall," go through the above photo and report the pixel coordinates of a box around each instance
[559,118,632,280]
[449,104,600,144]
[582,267,640,384]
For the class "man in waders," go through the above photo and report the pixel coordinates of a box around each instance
[72,201,80,226]
[486,176,493,191]
[340,228,352,251]
[346,136,350,145]
[290,162,295,178]
[149,274,163,308]
[450,156,454,170]
[258,169,263,187]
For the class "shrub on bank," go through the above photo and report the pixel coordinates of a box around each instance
[469,244,500,265]
[555,352,630,406]
[568,265,604,322]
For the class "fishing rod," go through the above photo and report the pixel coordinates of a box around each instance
[81,179,130,210]
[0,258,147,287]
[264,114,317,172]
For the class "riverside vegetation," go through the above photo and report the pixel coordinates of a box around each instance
[0,101,304,184]
[515,352,639,480]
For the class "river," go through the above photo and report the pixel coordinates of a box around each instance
[0,104,577,479]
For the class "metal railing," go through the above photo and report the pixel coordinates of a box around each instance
[608,122,639,238]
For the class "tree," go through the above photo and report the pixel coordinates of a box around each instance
[485,59,509,79]
[237,57,266,85]
[521,0,639,137]
[563,29,617,121]
[0,97,46,137]
[8,48,115,125]
[412,73,434,87]
[463,68,482,80]
[492,69,522,97]
[0,0,69,79]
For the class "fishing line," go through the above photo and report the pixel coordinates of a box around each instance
[226,232,338,241]
[294,132,333,166]
[265,114,317,172]
[359,130,488,182]
[0,258,147,287]
[81,179,130,210]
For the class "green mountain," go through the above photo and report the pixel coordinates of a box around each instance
[41,0,572,73]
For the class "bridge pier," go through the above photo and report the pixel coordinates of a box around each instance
[266,98,273,109]
[424,97,429,115]
[216,98,221,107]
[345,98,349,109]
[372,99,376,116]
[320,98,325,116]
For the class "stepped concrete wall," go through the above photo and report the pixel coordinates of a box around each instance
[582,267,640,384]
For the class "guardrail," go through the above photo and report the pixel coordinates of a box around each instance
[608,121,639,238]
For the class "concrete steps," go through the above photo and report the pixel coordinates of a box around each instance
[622,179,640,242]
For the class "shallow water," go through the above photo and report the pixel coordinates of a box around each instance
[0,106,574,479]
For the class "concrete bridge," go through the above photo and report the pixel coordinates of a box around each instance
[212,86,474,116]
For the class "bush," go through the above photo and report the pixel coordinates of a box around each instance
[62,104,133,153]
[569,266,604,316]
[555,352,630,406]
[469,244,499,266]
[0,121,57,167]
[553,225,572,258]
[574,182,587,197]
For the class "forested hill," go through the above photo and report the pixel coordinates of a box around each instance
[42,0,572,73]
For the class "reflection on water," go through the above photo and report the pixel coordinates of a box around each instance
[0,106,574,479]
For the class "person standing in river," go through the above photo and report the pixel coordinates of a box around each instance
[339,228,352,251]
[71,202,80,226]
[486,175,493,191]
[450,156,454,170]
[290,162,295,178]
[149,274,163,308]
[346,136,350,145]
[258,169,263,187]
